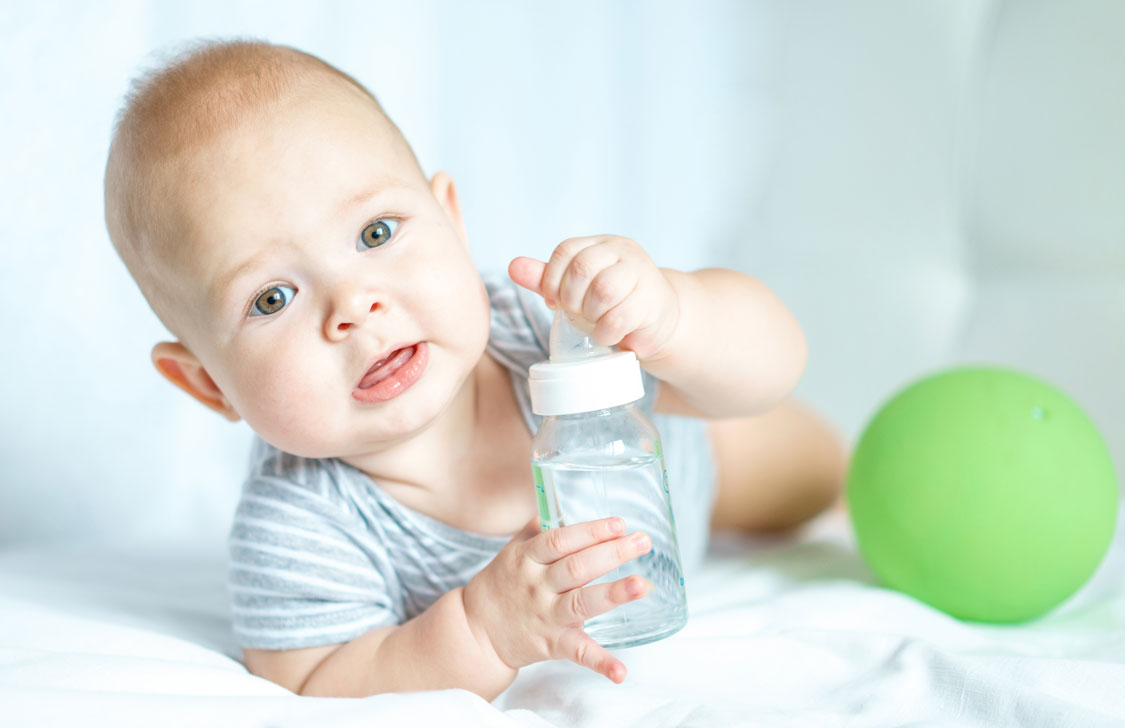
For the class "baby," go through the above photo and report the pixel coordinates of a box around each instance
[104,40,846,700]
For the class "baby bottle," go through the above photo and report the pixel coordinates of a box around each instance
[528,310,688,649]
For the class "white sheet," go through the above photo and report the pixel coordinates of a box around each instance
[3,509,1123,727]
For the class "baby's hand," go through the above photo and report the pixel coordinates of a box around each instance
[463,516,652,683]
[509,236,680,361]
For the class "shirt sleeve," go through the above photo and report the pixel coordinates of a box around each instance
[482,268,661,415]
[227,451,404,650]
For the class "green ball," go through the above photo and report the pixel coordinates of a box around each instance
[847,366,1119,623]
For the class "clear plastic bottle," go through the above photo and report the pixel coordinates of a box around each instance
[528,310,688,649]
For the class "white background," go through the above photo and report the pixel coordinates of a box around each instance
[1,0,1122,548]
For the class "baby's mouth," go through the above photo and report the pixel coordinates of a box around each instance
[357,345,417,389]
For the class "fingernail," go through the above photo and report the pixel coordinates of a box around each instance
[632,532,650,549]
[627,577,647,597]
[609,518,625,534]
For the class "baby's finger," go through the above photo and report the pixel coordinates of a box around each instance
[593,293,648,350]
[552,574,650,625]
[539,237,602,309]
[523,517,626,564]
[580,262,637,332]
[555,628,628,684]
[544,531,651,592]
[557,244,621,314]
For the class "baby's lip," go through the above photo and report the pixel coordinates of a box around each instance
[356,342,419,388]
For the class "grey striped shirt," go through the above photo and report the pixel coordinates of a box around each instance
[227,270,717,650]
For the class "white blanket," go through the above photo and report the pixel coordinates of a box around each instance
[3,509,1123,727]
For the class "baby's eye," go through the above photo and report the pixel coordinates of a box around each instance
[250,285,295,317]
[358,219,398,250]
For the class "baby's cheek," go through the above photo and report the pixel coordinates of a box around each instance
[427,267,490,339]
[237,358,340,457]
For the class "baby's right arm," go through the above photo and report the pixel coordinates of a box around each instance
[245,516,651,700]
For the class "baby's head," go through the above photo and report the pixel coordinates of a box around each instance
[105,40,491,459]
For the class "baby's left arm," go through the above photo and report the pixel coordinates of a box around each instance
[508,235,807,419]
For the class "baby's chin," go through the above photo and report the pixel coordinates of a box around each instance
[258,416,433,461]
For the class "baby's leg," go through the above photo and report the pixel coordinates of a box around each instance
[708,399,848,533]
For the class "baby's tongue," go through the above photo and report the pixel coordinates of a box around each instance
[359,346,415,389]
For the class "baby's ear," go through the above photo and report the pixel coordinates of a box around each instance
[429,171,469,248]
[151,342,241,422]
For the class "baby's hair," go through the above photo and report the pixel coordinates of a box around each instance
[103,38,416,341]
[108,38,383,160]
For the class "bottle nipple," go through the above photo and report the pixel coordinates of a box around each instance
[548,310,613,363]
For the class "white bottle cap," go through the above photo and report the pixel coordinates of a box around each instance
[528,311,646,415]
[529,351,645,415]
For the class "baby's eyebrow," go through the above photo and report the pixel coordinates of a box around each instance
[338,177,407,216]
[215,252,269,307]
[340,188,379,214]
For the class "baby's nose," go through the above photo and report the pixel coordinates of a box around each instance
[335,301,379,330]
[326,295,380,339]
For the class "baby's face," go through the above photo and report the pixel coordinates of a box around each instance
[169,82,490,458]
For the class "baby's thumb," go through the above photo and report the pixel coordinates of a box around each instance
[508,256,547,296]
